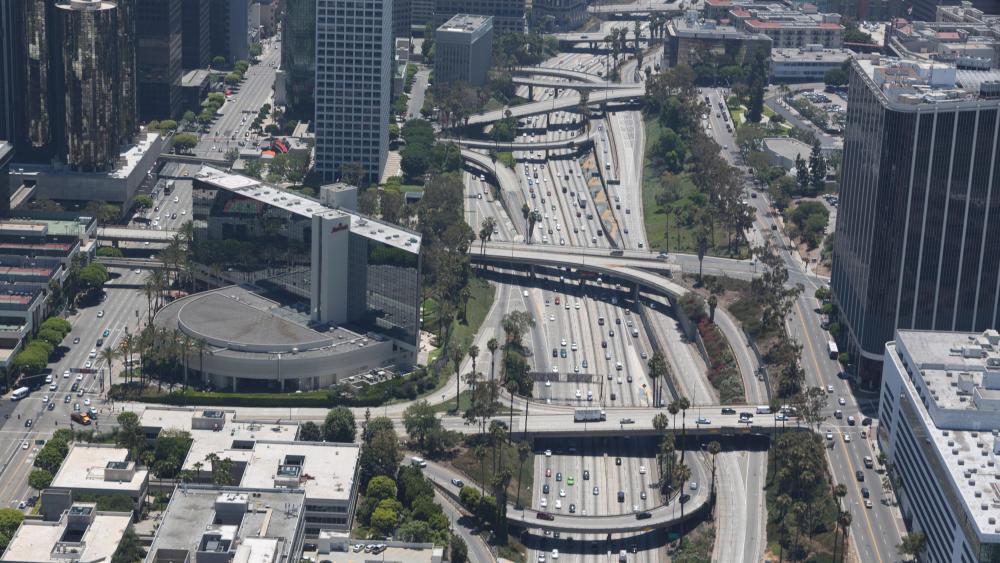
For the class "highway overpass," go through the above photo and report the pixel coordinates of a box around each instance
[512,76,638,92]
[99,227,180,243]
[513,66,604,84]
[467,88,644,126]
[446,131,595,152]
[159,153,231,167]
[589,0,685,15]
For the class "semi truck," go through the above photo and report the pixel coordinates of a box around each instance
[574,409,607,423]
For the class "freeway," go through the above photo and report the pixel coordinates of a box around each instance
[422,458,711,534]
[450,132,595,152]
[467,88,643,126]
[588,0,685,13]
[511,77,636,91]
[512,66,605,84]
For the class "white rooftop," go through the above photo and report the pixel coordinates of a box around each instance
[50,444,148,493]
[1,507,131,563]
[111,132,161,179]
[890,330,1000,537]
[239,441,360,502]
[138,407,298,472]
[194,166,421,253]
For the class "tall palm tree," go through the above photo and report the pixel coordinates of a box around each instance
[180,333,193,390]
[678,397,691,462]
[515,442,530,508]
[118,334,133,385]
[467,345,479,383]
[675,463,691,520]
[707,441,721,501]
[837,511,852,562]
[487,337,499,402]
[98,347,119,386]
[657,433,675,492]
[195,338,209,386]
[451,345,465,413]
[668,400,679,431]
[647,350,669,408]
[475,445,488,494]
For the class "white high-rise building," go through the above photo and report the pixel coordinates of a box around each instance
[314,0,393,185]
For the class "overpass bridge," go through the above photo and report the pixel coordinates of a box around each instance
[513,66,604,84]
[467,88,643,126]
[159,153,231,167]
[99,227,180,243]
[552,31,653,50]
[512,76,637,93]
[589,0,685,16]
[446,131,596,152]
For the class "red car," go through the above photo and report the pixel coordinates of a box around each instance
[545,468,551,478]
[536,512,555,521]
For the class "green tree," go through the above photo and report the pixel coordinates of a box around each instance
[358,417,400,490]
[322,406,357,442]
[370,501,400,537]
[249,43,262,58]
[396,520,434,542]
[809,140,827,192]
[29,468,53,490]
[402,400,440,452]
[298,421,322,441]
[824,68,848,86]
[224,72,242,86]
[795,153,810,193]
[115,412,146,461]
[182,110,197,123]
[212,55,226,67]
[97,247,124,258]
[0,508,25,554]
[134,195,154,209]
[366,476,398,503]
[450,535,468,563]
[158,120,178,131]
[897,532,927,560]
[173,133,198,153]
[111,528,146,563]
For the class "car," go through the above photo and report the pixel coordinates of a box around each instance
[96,311,104,318]
[834,409,843,419]
[583,470,590,480]
[538,554,546,562]
[102,329,110,338]
[523,290,529,297]
[64,395,71,403]
[827,384,834,393]
[617,491,625,503]
[555,500,562,510]
[838,397,846,405]
[617,376,622,384]
[76,373,84,381]
[70,382,78,392]
[540,497,548,508]
[847,415,856,426]
[567,476,574,486]
[690,482,698,491]
[545,468,551,477]
[863,456,874,468]
[545,449,552,457]
[856,470,864,482]
[72,337,80,345]
[49,383,57,391]
[826,431,834,440]
[862,417,872,426]
[543,484,550,494]
[551,549,559,560]
[593,486,599,496]
[556,472,562,482]
[575,389,581,399]
[536,512,555,521]
[722,407,736,415]
[569,504,576,513]
[640,491,647,500]
[620,418,635,424]
[24,419,32,427]
[843,433,851,442]
[639,465,646,474]
[696,417,711,425]
[636,511,652,520]
[615,457,622,466]
[42,395,49,403]
[864,499,873,509]
[861,487,870,498]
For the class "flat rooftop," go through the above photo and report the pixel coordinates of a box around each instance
[438,13,492,32]
[239,441,360,502]
[1,508,131,563]
[148,487,304,563]
[50,444,148,493]
[763,137,812,162]
[138,407,298,473]
[890,330,1000,537]
[194,166,421,253]
[669,15,772,40]
[314,541,442,563]
[857,56,1000,106]
[772,47,852,63]
[156,286,377,358]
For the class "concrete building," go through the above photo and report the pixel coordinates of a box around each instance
[887,4,1000,70]
[761,137,813,170]
[727,4,845,48]
[831,55,1000,383]
[813,0,897,22]
[433,0,525,36]
[532,0,587,32]
[136,0,183,121]
[258,0,278,37]
[281,0,315,120]
[153,166,420,390]
[181,69,211,114]
[878,329,1000,562]
[209,0,250,63]
[771,46,853,81]
[311,537,444,562]
[42,444,149,520]
[145,487,306,563]
[314,0,393,185]
[181,0,210,69]
[434,15,494,87]
[0,504,132,563]
[664,12,772,68]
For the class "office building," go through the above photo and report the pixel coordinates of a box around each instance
[0,0,23,143]
[831,56,1000,384]
[0,141,10,215]
[728,4,845,48]
[56,0,123,172]
[532,0,587,32]
[411,0,434,29]
[209,0,250,63]
[151,167,420,390]
[118,0,137,142]
[394,0,411,38]
[771,46,853,81]
[0,504,132,563]
[814,0,897,22]
[434,0,525,35]
[42,444,149,520]
[664,12,772,68]
[181,0,210,69]
[313,538,443,562]
[136,0,183,121]
[146,487,306,563]
[886,4,1000,70]
[20,0,58,163]
[281,0,315,120]
[314,0,393,185]
[435,15,493,87]
[878,330,1000,563]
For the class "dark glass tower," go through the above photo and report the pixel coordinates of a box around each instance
[831,57,1000,385]
[136,0,183,121]
[181,0,210,69]
[0,0,23,143]
[117,0,137,142]
[23,0,60,163]
[281,0,315,120]
[56,0,122,172]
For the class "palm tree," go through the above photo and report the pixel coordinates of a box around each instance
[180,334,193,389]
[467,345,479,382]
[118,334,133,385]
[668,400,679,430]
[707,441,721,500]
[652,413,669,431]
[475,445,488,494]
[98,347,119,387]
[678,397,690,462]
[837,511,853,562]
[489,423,507,473]
[451,345,465,413]
[514,442,530,508]
[833,483,847,508]
[675,463,692,520]
[487,337,499,402]
[647,350,669,408]
[195,338,209,386]
[657,434,675,493]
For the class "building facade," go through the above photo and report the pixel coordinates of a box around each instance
[878,330,1000,563]
[664,14,773,68]
[729,7,844,49]
[0,0,23,143]
[532,0,587,32]
[181,0,210,69]
[56,0,123,172]
[434,15,493,87]
[136,0,183,121]
[314,0,393,185]
[433,0,525,36]
[21,0,58,163]
[770,46,852,81]
[281,0,315,120]
[831,56,1000,384]
[209,0,250,63]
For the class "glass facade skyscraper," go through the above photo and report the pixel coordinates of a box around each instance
[136,0,183,121]
[831,58,1000,384]
[281,0,315,120]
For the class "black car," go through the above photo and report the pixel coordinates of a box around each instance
[552,348,558,358]
[64,394,71,403]
[543,484,550,494]
[861,487,870,498]
[70,382,79,392]
[721,407,736,415]
[615,457,622,466]
[856,470,865,482]
[679,493,691,504]
[73,337,80,344]
[47,402,55,411]
[583,470,590,480]
[24,419,32,427]
[635,512,652,520]
[861,417,873,426]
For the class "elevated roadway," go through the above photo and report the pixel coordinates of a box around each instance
[513,66,604,84]
[512,76,639,92]
[448,132,595,152]
[99,227,180,243]
[589,0,685,14]
[467,88,643,126]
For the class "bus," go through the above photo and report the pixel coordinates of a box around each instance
[10,387,29,401]
[827,340,839,360]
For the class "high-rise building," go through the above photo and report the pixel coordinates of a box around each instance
[410,0,433,29]
[314,0,393,185]
[532,0,587,32]
[831,56,1000,384]
[181,0,210,69]
[281,0,315,120]
[0,141,11,216]
[209,0,250,63]
[22,0,59,163]
[878,330,1000,563]
[434,14,493,87]
[116,0,137,143]
[434,0,525,35]
[0,0,23,143]
[394,0,411,38]
[136,0,183,121]
[56,0,122,172]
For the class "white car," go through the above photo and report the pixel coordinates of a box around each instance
[96,311,104,318]
[826,431,834,440]
[45,375,52,383]
[540,497,548,508]
[844,433,851,442]
[49,383,57,391]
[545,380,551,387]
[559,488,566,497]
[523,290,529,297]
[76,373,84,381]
[551,549,559,560]
[42,395,49,403]
[690,482,698,491]
[827,384,834,393]
[555,499,562,510]
[544,449,552,457]
[575,389,582,399]
[838,397,846,405]
[83,398,91,406]
[574,302,580,310]
[639,465,646,474]
[83,361,91,369]
[63,370,70,378]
